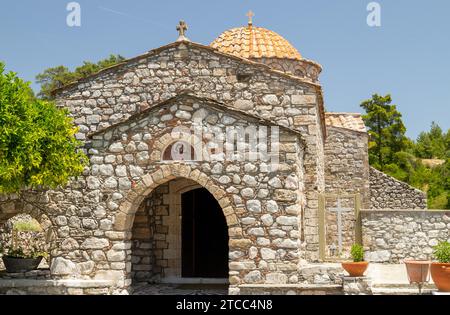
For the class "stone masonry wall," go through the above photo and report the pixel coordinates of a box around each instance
[362,210,450,263]
[369,167,427,209]
[0,95,306,292]
[324,127,370,207]
[323,126,369,257]
[54,41,326,261]
[255,57,321,82]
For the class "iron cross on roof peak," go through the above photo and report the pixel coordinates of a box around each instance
[176,20,189,42]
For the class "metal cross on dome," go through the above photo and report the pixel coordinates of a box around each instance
[247,10,254,26]
[176,20,189,42]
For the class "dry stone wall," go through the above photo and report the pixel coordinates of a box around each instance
[362,209,450,263]
[369,167,427,209]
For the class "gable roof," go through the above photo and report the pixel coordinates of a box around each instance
[52,40,321,95]
[325,112,367,133]
[88,92,306,146]
[52,40,327,139]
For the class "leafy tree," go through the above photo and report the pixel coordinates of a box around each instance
[415,122,447,159]
[36,54,125,100]
[360,94,408,171]
[0,62,87,194]
[360,94,450,209]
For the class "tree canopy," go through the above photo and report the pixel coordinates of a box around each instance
[360,94,409,171]
[361,94,450,209]
[36,54,125,100]
[415,122,449,159]
[0,62,87,194]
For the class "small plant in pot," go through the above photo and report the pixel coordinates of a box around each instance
[430,241,450,292]
[0,219,48,273]
[341,244,369,277]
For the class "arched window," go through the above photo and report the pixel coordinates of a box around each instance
[162,141,196,161]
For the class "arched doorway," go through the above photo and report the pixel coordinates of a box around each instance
[130,178,229,284]
[181,188,229,278]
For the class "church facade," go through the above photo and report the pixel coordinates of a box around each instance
[0,20,429,295]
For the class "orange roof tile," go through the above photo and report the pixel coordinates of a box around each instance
[325,113,367,133]
[211,26,302,61]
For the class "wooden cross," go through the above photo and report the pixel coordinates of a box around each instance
[176,20,188,41]
[246,10,254,26]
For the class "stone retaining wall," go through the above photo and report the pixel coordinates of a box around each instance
[237,284,342,295]
[362,209,450,263]
[369,167,427,209]
[0,274,121,295]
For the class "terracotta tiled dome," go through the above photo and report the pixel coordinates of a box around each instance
[210,26,302,61]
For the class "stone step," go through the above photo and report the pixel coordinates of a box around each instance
[372,283,436,289]
[371,287,435,295]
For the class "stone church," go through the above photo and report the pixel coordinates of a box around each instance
[0,17,431,295]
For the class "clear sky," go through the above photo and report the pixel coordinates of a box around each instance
[1,0,449,139]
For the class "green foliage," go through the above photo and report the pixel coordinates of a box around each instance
[360,94,450,209]
[0,218,48,259]
[360,94,408,171]
[0,62,88,194]
[351,244,365,262]
[415,122,449,159]
[13,220,42,233]
[433,241,450,263]
[36,54,125,100]
[5,248,48,259]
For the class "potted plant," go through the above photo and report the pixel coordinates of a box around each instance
[0,219,48,273]
[341,244,369,277]
[430,241,450,292]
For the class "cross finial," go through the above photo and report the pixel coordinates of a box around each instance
[246,10,254,26]
[176,20,189,41]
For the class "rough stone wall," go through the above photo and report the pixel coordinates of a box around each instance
[1,96,306,291]
[324,127,370,207]
[255,57,321,82]
[323,126,369,257]
[131,179,202,283]
[0,276,119,295]
[54,42,323,142]
[369,167,427,209]
[302,102,325,262]
[130,184,166,282]
[54,41,326,261]
[362,210,450,263]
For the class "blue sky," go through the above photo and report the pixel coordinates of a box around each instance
[0,0,449,138]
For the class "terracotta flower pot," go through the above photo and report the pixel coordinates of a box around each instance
[430,263,450,292]
[341,262,369,277]
[404,260,431,283]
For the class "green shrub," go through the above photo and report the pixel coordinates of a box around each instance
[13,220,42,232]
[351,244,365,262]
[433,241,450,263]
[0,218,48,259]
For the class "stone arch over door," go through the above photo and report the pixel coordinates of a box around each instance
[112,163,242,284]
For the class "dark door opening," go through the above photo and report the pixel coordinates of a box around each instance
[181,188,229,278]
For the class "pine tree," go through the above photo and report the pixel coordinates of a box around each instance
[360,94,408,171]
